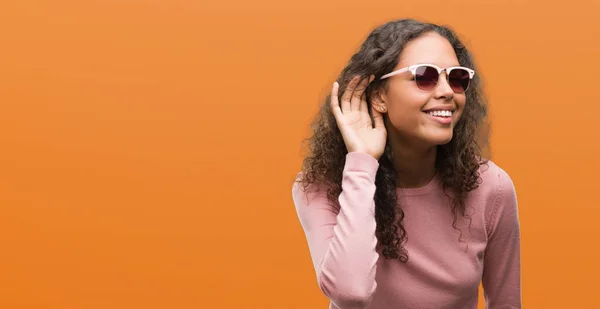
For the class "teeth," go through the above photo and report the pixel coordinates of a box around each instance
[427,110,453,117]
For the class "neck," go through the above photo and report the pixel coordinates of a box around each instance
[388,134,438,189]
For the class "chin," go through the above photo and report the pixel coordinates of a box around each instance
[426,132,454,146]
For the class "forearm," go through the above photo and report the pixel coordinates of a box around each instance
[316,153,380,308]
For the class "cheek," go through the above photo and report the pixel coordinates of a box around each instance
[386,84,429,112]
[392,86,428,108]
[386,95,429,131]
[454,96,467,122]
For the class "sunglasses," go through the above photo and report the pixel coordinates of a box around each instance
[380,63,475,93]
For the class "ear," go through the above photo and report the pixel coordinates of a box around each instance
[370,86,387,113]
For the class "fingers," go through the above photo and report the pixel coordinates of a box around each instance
[358,75,374,113]
[359,92,367,114]
[371,104,385,129]
[350,75,371,111]
[340,76,360,113]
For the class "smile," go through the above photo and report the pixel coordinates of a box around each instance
[426,110,452,117]
[423,110,453,125]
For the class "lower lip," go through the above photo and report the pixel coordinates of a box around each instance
[424,112,453,125]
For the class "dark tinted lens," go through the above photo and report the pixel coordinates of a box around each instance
[448,68,470,93]
[414,66,439,90]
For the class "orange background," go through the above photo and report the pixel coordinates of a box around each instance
[1,0,599,308]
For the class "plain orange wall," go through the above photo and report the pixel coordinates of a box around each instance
[1,0,599,308]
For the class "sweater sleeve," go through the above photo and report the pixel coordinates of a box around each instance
[482,168,522,308]
[292,152,380,309]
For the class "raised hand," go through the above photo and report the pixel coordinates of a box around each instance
[330,75,387,160]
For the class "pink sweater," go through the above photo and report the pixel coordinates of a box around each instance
[292,152,521,309]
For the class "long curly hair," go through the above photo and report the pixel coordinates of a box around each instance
[298,19,490,262]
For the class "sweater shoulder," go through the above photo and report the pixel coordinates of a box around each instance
[472,160,517,233]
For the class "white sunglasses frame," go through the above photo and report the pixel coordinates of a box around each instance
[380,63,475,91]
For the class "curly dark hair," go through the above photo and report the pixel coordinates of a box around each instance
[298,18,490,262]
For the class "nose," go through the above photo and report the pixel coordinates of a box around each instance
[434,71,454,100]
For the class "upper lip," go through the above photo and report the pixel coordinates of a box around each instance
[423,106,456,112]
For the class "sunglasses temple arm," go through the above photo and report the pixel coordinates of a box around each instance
[380,67,410,80]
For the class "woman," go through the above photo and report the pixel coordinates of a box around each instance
[292,19,521,309]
